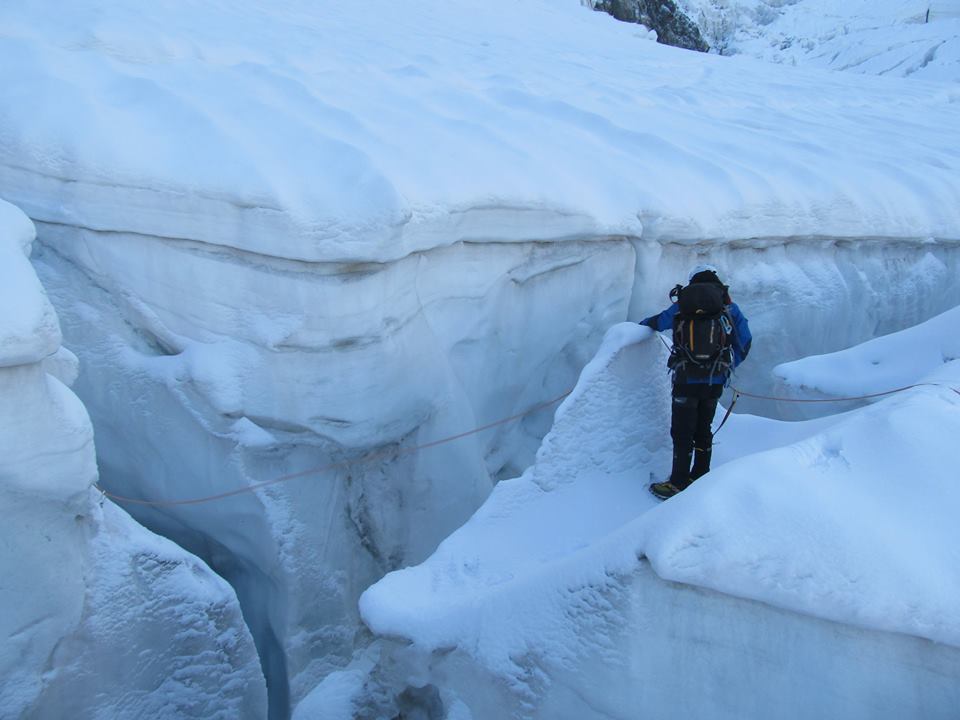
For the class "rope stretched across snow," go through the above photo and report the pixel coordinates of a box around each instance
[98,344,960,508]
[730,383,960,404]
[96,389,574,508]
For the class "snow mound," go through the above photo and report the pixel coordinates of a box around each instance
[643,364,960,646]
[774,302,960,397]
[361,321,960,714]
[0,202,266,718]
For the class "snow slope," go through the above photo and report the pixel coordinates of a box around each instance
[0,200,266,719]
[360,322,960,718]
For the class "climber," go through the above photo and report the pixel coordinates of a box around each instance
[639,264,752,500]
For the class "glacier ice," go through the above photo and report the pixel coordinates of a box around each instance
[0,200,266,719]
[2,1,960,716]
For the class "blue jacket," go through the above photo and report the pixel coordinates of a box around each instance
[641,302,752,385]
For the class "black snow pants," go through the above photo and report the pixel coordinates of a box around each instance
[669,382,723,488]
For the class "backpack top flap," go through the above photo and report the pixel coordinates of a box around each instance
[677,282,726,317]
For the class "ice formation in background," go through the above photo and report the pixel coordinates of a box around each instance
[0,200,266,719]
[2,0,960,715]
[360,322,960,719]
[679,0,960,82]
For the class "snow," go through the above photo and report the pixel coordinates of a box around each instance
[0,202,266,718]
[2,0,960,265]
[774,303,960,396]
[360,322,960,716]
[291,648,377,720]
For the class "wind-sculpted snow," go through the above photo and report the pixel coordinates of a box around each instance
[2,0,960,263]
[0,202,266,719]
[360,323,960,718]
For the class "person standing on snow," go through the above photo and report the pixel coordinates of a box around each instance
[639,264,752,500]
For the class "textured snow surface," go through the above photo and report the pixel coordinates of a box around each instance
[2,0,960,264]
[0,205,266,719]
[361,322,960,715]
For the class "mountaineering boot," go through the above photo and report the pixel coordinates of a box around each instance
[690,444,712,480]
[649,479,685,500]
[649,447,694,500]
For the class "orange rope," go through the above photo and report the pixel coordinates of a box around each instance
[96,333,960,509]
[730,382,960,404]
[96,389,573,508]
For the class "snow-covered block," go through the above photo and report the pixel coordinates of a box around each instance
[359,323,960,718]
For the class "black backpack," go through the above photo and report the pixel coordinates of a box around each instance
[668,282,734,381]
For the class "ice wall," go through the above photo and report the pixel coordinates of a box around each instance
[365,561,960,720]
[0,200,266,719]
[32,228,633,715]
